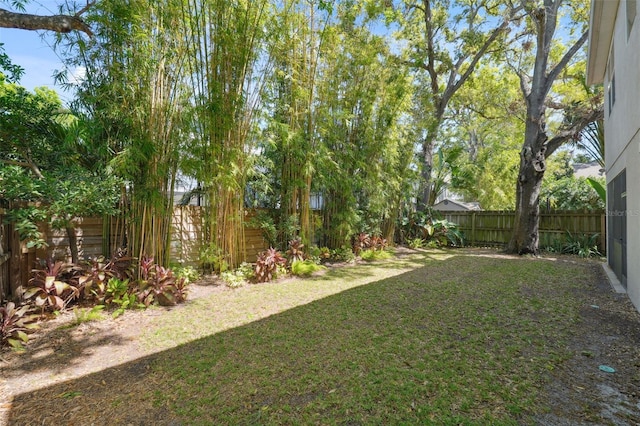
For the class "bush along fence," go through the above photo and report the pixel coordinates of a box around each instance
[0,206,269,302]
[441,210,606,254]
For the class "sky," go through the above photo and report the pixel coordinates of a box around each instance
[0,1,74,100]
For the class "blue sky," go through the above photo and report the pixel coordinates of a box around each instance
[0,1,70,98]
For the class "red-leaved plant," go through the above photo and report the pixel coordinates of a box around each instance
[24,259,81,312]
[254,248,287,283]
[286,237,306,264]
[1,301,39,349]
[138,257,188,306]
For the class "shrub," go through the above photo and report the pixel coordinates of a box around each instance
[221,270,246,288]
[138,257,189,306]
[199,243,229,273]
[331,246,355,263]
[291,260,326,276]
[24,259,81,312]
[172,265,201,285]
[254,248,287,283]
[286,237,306,264]
[360,249,393,262]
[309,246,331,263]
[0,301,38,349]
[104,278,142,318]
[370,236,388,251]
[353,233,371,255]
[77,254,134,303]
[407,237,425,249]
[562,232,601,258]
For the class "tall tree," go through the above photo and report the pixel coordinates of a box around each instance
[180,0,270,268]
[0,82,120,263]
[506,0,603,254]
[316,13,413,248]
[442,63,526,209]
[57,0,192,266]
[260,0,330,248]
[389,0,521,209]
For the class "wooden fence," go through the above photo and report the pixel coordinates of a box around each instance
[170,206,268,266]
[0,206,269,301]
[1,206,604,301]
[441,210,606,252]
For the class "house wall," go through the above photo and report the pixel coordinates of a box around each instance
[604,0,640,310]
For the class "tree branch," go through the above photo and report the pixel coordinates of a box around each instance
[1,158,44,179]
[0,7,93,37]
[442,4,523,108]
[545,104,604,157]
[545,30,588,91]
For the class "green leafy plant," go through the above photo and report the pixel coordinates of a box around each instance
[0,301,38,349]
[24,259,81,312]
[254,248,287,283]
[6,206,48,249]
[221,270,246,288]
[291,260,326,277]
[77,255,135,303]
[237,262,255,281]
[407,237,425,249]
[69,305,105,326]
[428,219,465,247]
[562,232,601,258]
[172,265,201,285]
[360,249,393,262]
[199,243,229,274]
[330,246,355,263]
[309,246,331,264]
[104,277,137,318]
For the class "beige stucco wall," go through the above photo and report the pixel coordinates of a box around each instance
[604,1,640,311]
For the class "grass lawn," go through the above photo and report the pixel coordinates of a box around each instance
[137,249,589,425]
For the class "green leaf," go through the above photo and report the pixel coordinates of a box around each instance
[587,177,606,202]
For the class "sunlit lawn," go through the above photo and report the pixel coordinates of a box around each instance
[138,248,588,425]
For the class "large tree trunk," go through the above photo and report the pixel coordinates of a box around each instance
[508,151,546,254]
[507,116,548,254]
[418,138,434,210]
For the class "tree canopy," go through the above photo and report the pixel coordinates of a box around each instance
[0,0,603,263]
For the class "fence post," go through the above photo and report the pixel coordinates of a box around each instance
[471,212,476,246]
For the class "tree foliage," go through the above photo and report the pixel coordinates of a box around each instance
[0,81,120,261]
[0,0,604,265]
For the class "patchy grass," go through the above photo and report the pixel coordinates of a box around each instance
[140,249,587,424]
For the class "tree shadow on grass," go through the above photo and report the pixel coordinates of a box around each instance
[5,253,637,425]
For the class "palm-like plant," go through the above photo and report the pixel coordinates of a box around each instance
[24,259,80,312]
[1,301,39,349]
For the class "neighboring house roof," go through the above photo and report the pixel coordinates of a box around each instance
[432,198,481,211]
[587,0,620,85]
[573,161,606,179]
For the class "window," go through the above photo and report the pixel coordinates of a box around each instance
[607,42,616,114]
[628,0,637,39]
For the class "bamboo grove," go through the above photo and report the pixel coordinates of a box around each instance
[41,0,599,264]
